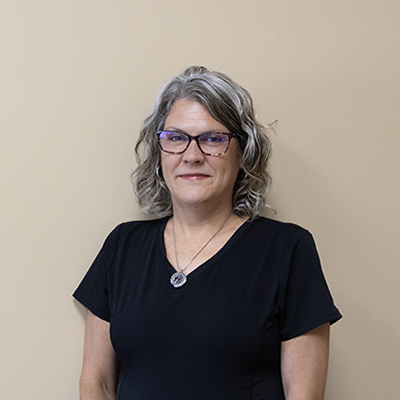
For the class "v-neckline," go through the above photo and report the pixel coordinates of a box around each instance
[158,216,254,284]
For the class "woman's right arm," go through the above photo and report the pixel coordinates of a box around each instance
[79,311,120,400]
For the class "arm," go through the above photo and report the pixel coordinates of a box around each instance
[281,322,330,400]
[79,311,120,400]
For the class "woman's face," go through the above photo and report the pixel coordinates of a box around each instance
[161,98,241,212]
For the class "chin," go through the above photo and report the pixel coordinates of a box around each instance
[178,196,209,206]
[171,190,209,206]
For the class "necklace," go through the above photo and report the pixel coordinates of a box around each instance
[170,212,233,288]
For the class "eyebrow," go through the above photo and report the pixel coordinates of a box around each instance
[162,127,229,135]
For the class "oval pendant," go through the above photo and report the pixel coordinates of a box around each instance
[170,271,187,288]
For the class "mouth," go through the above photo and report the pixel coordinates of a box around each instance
[178,173,210,181]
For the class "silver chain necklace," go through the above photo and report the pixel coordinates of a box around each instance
[170,212,233,288]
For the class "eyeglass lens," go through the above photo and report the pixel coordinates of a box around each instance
[158,131,230,155]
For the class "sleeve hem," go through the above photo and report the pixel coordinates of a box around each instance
[281,310,342,341]
[72,292,111,322]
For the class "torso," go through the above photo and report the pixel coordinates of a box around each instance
[74,216,341,399]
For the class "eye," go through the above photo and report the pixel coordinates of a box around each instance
[165,132,188,142]
[199,132,227,144]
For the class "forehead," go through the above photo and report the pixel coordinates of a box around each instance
[164,99,229,133]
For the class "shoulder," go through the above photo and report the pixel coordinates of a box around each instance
[232,216,317,263]
[102,217,169,248]
[248,216,311,240]
[112,217,168,235]
[118,217,168,233]
[245,216,318,257]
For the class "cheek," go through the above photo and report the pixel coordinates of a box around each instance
[220,163,240,187]
[161,155,179,180]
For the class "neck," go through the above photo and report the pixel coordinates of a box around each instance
[171,203,234,232]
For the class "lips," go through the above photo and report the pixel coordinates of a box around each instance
[178,173,210,181]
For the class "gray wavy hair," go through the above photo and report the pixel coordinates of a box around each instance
[132,66,273,217]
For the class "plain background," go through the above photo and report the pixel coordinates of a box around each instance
[1,1,399,399]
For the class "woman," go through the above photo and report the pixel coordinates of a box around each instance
[73,66,341,400]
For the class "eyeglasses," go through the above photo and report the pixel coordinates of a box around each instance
[156,131,237,156]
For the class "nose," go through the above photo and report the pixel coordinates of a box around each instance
[182,138,205,163]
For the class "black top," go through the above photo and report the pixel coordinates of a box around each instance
[73,216,341,400]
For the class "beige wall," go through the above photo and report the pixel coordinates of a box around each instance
[1,1,399,398]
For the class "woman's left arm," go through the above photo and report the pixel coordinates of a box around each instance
[281,322,330,400]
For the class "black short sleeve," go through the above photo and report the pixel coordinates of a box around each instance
[72,225,121,322]
[277,229,341,340]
